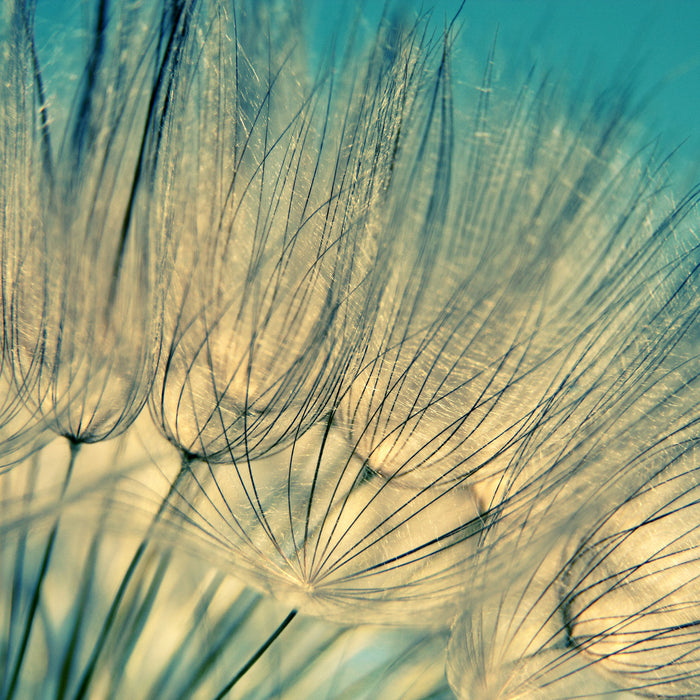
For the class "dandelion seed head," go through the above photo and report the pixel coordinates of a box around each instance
[149,2,414,462]
[3,0,700,696]
[447,365,700,699]
[126,0,700,634]
[558,453,700,696]
[1,0,180,444]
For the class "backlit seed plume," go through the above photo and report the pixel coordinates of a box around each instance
[143,5,700,627]
[4,0,700,696]
[559,450,700,696]
[0,3,55,466]
[446,341,700,699]
[337,61,699,506]
[1,0,185,444]
[0,429,451,699]
[150,0,409,461]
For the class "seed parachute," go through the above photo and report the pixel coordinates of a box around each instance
[1,1,699,698]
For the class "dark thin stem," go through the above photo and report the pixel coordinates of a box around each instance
[213,609,298,700]
[3,439,79,700]
[71,458,190,700]
[55,516,102,700]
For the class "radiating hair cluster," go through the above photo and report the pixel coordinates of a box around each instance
[1,0,699,698]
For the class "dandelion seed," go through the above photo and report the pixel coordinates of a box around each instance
[558,448,700,697]
[2,0,700,697]
[2,0,178,446]
[0,1,198,694]
[148,0,409,464]
[0,434,451,699]
[144,2,700,634]
[446,331,700,699]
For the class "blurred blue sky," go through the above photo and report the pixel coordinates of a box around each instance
[306,0,700,180]
[459,0,700,175]
[34,0,700,179]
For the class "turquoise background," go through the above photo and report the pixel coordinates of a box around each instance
[306,0,700,181]
[33,0,700,180]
